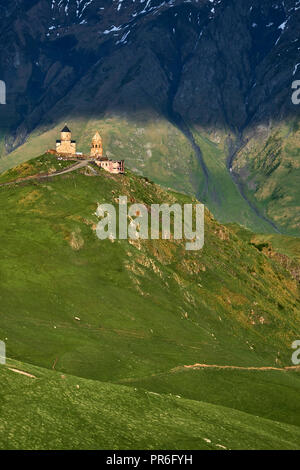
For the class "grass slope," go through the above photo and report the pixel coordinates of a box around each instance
[0,115,282,234]
[233,119,300,236]
[1,360,300,450]
[191,129,274,233]
[0,154,299,449]
[122,367,300,429]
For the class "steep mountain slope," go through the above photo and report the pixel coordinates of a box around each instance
[0,154,299,377]
[0,154,299,449]
[232,119,300,236]
[1,0,299,138]
[0,0,299,234]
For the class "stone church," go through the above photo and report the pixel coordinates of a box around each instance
[56,125,76,155]
[90,131,103,158]
[54,125,124,174]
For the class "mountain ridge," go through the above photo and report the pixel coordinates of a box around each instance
[1,0,299,236]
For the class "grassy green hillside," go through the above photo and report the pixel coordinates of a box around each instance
[123,366,300,429]
[0,116,198,195]
[191,128,274,233]
[1,359,300,450]
[233,118,300,236]
[0,115,283,235]
[0,153,299,449]
[228,224,300,283]
[251,233,300,263]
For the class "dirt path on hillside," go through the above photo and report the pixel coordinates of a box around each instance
[118,361,300,385]
[0,161,89,187]
[172,363,300,372]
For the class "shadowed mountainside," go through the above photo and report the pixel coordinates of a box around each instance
[0,0,299,234]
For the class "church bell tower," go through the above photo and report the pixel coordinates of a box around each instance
[91,132,103,158]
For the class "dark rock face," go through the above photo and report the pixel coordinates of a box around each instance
[0,0,300,152]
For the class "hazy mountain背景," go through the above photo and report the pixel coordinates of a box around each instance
[0,0,300,234]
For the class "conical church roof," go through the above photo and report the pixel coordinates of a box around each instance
[92,131,102,142]
[61,124,71,133]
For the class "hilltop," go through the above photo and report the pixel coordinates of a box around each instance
[0,154,300,449]
[1,0,300,235]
